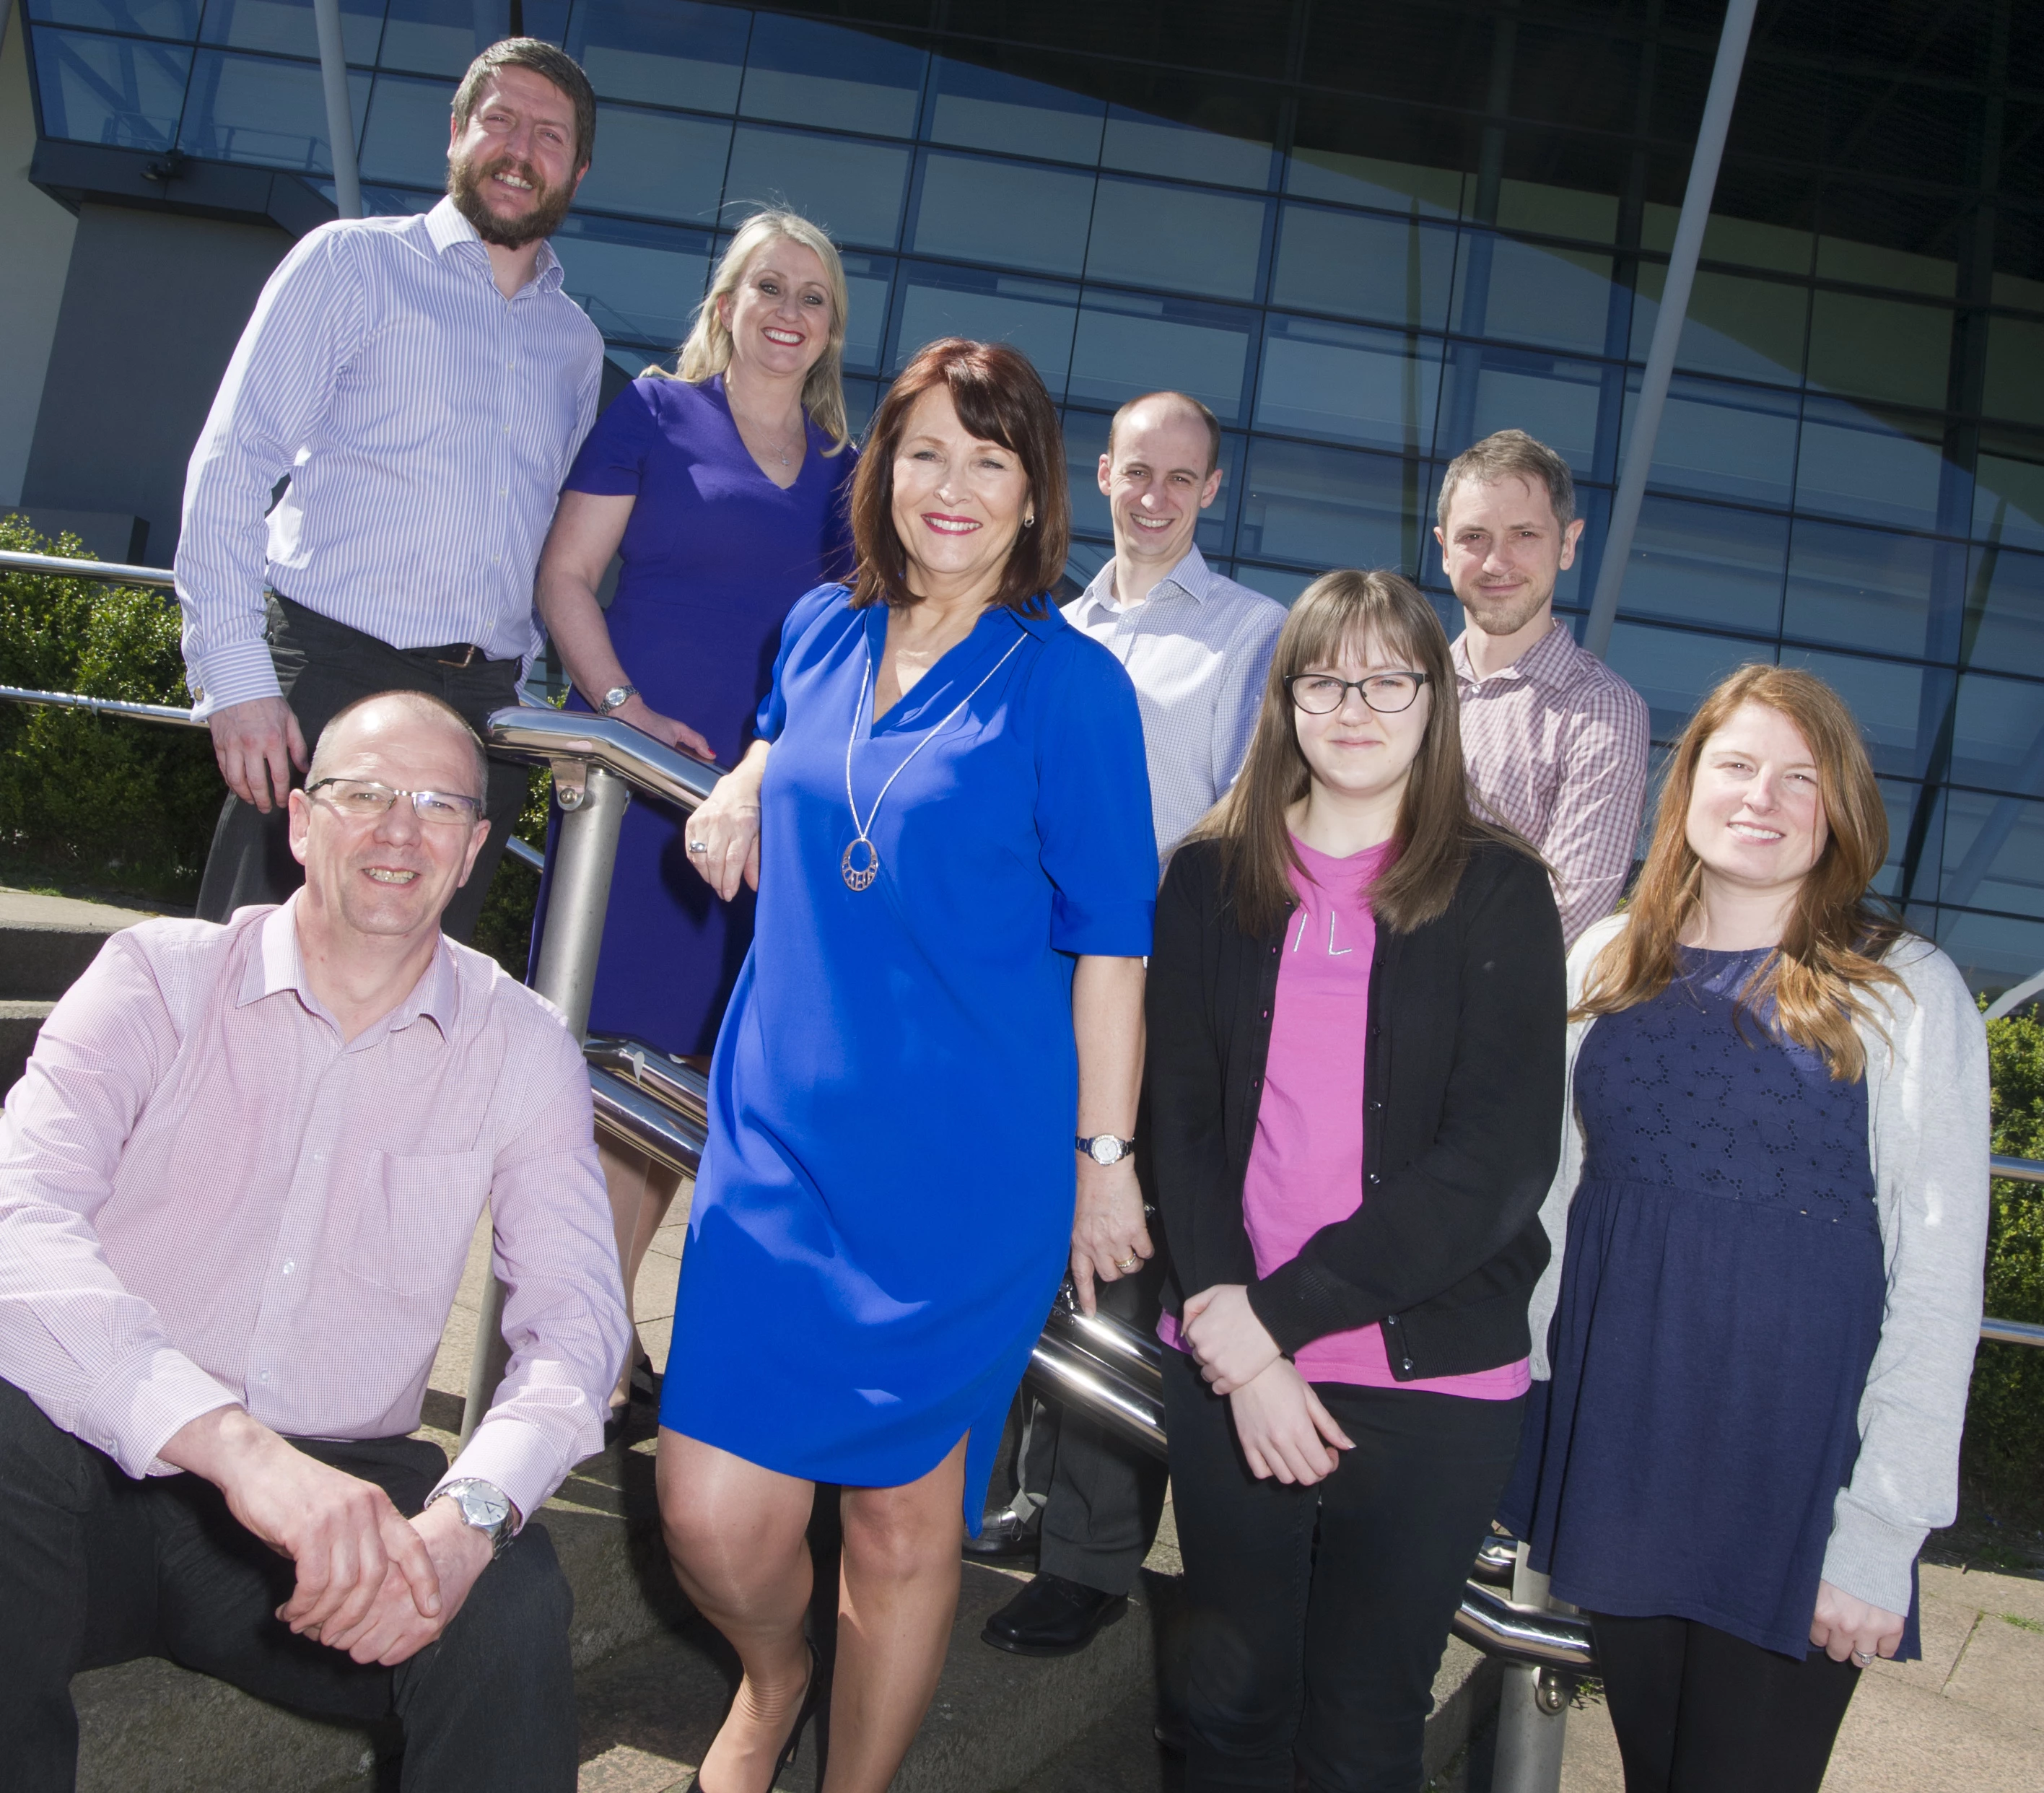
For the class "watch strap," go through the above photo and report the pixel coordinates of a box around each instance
[595,683,638,717]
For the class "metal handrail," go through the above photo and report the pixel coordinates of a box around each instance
[486,704,721,814]
[0,683,203,728]
[0,546,177,589]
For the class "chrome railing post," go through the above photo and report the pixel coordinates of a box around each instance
[1491,1543,1573,1792]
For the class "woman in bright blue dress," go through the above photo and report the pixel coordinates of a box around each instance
[656,341,1156,1793]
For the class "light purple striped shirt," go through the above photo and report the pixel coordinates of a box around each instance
[176,198,603,717]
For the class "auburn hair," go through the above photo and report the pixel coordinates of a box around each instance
[847,339,1069,616]
[1576,663,1907,1081]
[1187,568,1537,937]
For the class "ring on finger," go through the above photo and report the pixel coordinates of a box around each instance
[1851,1650,1874,1666]
[687,839,708,853]
[1113,1253,1140,1273]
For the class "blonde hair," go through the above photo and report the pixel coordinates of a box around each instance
[1576,663,1907,1081]
[653,210,851,453]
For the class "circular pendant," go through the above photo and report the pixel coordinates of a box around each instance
[842,837,879,891]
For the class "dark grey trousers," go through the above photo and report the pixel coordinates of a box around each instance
[0,1378,578,1793]
[195,594,530,942]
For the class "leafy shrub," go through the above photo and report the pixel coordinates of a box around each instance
[1974,1007,2044,1523]
[471,764,551,976]
[0,515,218,900]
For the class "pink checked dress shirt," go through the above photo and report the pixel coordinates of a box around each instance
[0,899,627,1526]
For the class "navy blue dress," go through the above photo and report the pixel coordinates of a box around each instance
[531,375,857,1056]
[662,586,1156,1524]
[1502,946,1921,1659]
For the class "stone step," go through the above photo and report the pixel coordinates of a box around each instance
[0,886,163,1092]
[1,999,54,1098]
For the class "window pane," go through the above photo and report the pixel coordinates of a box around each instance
[572,105,728,225]
[1622,375,1801,510]
[1437,345,1606,477]
[1779,647,1953,780]
[1496,177,1617,244]
[1239,438,1409,571]
[1270,204,1455,331]
[1618,497,1786,636]
[179,48,368,172]
[1930,908,2044,999]
[1871,776,1919,899]
[837,253,890,377]
[379,0,504,77]
[1609,622,1775,746]
[1285,147,1462,219]
[1101,104,1272,190]
[738,13,923,140]
[1986,315,2044,429]
[1782,520,1963,660]
[1976,430,2044,550]
[724,126,909,251]
[1233,562,1319,604]
[1067,410,1241,560]
[1068,291,1253,424]
[891,265,1078,393]
[909,152,1093,279]
[30,0,200,40]
[32,28,191,149]
[553,216,710,347]
[1257,314,1443,455]
[1631,265,1808,386]
[564,0,746,113]
[197,0,379,61]
[1794,399,1947,531]
[1085,178,1267,304]
[359,71,454,187]
[925,56,1102,167]
[1939,790,2044,917]
[1969,545,2044,676]
[1807,291,1953,411]
[1947,669,2044,796]
[1453,236,1618,357]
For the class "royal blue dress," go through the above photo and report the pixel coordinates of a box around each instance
[661,585,1157,1523]
[530,375,857,1057]
[1502,946,1921,1659]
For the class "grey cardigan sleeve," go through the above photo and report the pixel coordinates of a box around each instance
[1820,941,1990,1618]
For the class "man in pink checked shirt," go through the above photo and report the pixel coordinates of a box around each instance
[0,689,627,1793]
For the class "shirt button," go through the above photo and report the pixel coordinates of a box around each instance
[1261,1008,1270,1020]
[281,1259,296,1276]
[1368,1173,1381,1184]
[257,1369,273,1387]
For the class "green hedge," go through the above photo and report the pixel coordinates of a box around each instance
[1975,1008,2044,1523]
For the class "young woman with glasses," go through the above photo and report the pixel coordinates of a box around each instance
[1145,568,1568,1793]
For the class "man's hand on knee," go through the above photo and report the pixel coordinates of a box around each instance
[323,1496,495,1666]
[208,694,307,809]
[160,1406,441,1646]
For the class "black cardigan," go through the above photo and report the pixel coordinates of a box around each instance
[1144,833,1568,1382]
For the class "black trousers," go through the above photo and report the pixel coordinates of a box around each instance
[1163,1345,1524,1793]
[195,594,530,942]
[1016,1256,1171,1596]
[1589,1611,1863,1793]
[0,1378,578,1793]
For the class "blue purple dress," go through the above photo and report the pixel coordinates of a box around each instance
[531,375,857,1056]
[662,585,1157,1522]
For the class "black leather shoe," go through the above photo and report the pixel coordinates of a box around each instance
[982,1572,1128,1657]
[962,1504,1039,1562]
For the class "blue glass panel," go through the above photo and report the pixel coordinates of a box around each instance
[1808,290,1952,412]
[1269,204,1456,332]
[1872,776,1920,900]
[179,48,368,173]
[197,0,380,62]
[1063,537,1113,589]
[563,0,746,113]
[1101,105,1272,190]
[1085,178,1267,305]
[1233,562,1319,604]
[1618,496,1786,636]
[724,126,909,251]
[1794,398,1946,531]
[1065,409,1240,560]
[909,152,1094,279]
[1975,445,2044,551]
[1238,438,1409,572]
[844,375,879,436]
[1607,621,1774,746]
[553,215,711,347]
[380,0,509,78]
[1938,788,2044,917]
[572,105,728,225]
[359,71,455,187]
[925,56,1102,167]
[1617,373,1799,510]
[1256,314,1443,455]
[891,265,1078,393]
[1781,520,1965,661]
[607,343,665,381]
[1452,235,1619,357]
[1779,647,1954,781]
[32,27,191,149]
[1930,908,2044,999]
[1285,148,1462,219]
[1947,668,2044,796]
[1967,545,2044,679]
[1435,345,1606,477]
[1630,266,1808,386]
[1985,315,2044,429]
[837,253,890,378]
[1067,291,1253,424]
[29,0,200,41]
[358,182,437,214]
[738,12,923,140]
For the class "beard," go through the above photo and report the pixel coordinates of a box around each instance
[447,147,574,249]
[1464,580,1553,638]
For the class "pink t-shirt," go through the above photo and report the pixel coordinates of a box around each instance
[1163,836,1529,1400]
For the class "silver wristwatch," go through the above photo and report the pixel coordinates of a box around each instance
[1076,1133,1136,1166]
[425,1478,516,1558]
[595,683,638,716]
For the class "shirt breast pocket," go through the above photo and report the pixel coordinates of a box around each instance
[348,1149,492,1299]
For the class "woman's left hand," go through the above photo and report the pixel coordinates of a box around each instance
[1809,1579,1906,1666]
[1070,1159,1152,1317]
[1180,1284,1283,1395]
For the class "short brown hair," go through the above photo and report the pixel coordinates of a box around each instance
[1437,428,1575,531]
[453,38,597,171]
[1106,391,1222,478]
[848,339,1069,618]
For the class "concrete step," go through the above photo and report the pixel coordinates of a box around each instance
[0,886,162,1092]
[1,999,54,1097]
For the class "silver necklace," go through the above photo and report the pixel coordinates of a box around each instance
[842,633,1025,890]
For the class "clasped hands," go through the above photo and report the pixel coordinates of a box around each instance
[1180,1283,1355,1487]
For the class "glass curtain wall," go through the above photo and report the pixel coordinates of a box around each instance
[21,0,2044,990]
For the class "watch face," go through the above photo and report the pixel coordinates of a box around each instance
[457,1483,511,1530]
[1088,1137,1119,1164]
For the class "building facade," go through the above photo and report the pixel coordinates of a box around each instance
[6,0,2044,990]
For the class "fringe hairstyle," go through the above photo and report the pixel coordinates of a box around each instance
[656,211,851,453]
[1576,663,1907,1082]
[1186,568,1534,938]
[847,339,1070,617]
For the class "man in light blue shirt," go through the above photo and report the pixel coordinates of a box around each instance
[178,38,603,938]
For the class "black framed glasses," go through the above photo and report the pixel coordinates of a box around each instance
[306,778,482,826]
[1283,671,1431,715]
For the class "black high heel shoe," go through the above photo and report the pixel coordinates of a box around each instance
[682,1639,824,1793]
